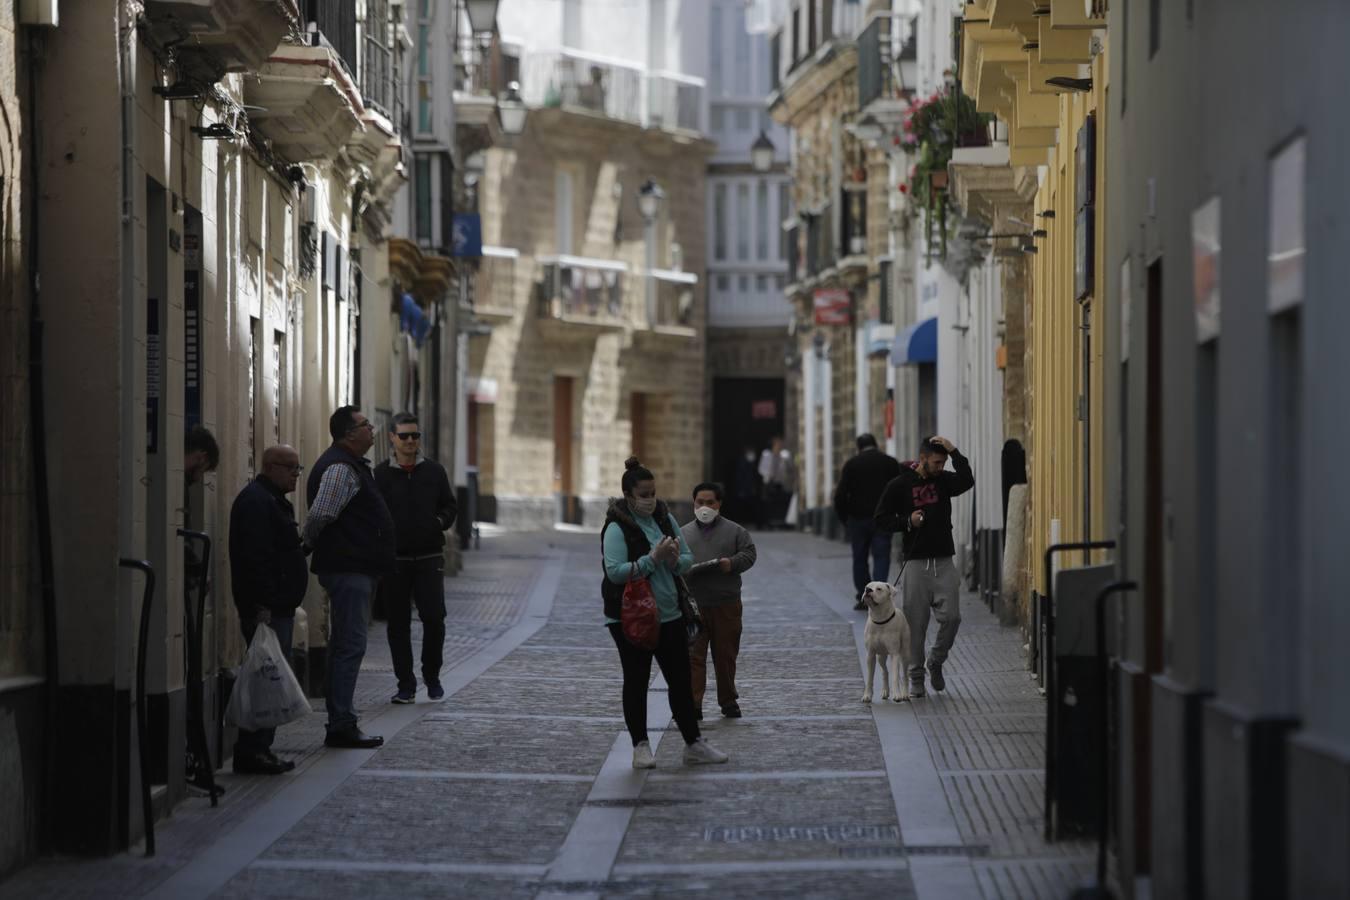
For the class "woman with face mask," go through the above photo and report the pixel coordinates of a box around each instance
[601,457,729,769]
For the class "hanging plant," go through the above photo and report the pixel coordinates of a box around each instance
[900,90,991,259]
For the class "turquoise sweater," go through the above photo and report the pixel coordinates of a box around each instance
[603,510,692,625]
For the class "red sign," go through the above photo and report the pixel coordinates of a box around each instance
[813,288,851,325]
[751,400,777,420]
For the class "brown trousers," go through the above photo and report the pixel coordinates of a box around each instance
[689,598,743,711]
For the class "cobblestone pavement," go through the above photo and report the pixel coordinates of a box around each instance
[1,529,1091,899]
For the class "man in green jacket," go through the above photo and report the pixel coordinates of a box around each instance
[681,482,758,719]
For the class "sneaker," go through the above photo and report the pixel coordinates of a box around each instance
[909,679,926,698]
[632,741,656,769]
[391,689,416,704]
[721,703,742,718]
[425,683,445,702]
[683,738,729,766]
[264,751,296,772]
[928,663,946,692]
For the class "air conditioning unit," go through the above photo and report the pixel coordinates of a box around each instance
[19,0,58,26]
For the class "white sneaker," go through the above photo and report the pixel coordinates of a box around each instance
[682,738,729,765]
[632,741,655,769]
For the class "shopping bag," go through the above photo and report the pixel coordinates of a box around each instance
[225,623,310,731]
[621,576,661,651]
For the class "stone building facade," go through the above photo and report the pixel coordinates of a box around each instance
[470,106,712,527]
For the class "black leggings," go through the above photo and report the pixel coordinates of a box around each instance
[607,620,701,747]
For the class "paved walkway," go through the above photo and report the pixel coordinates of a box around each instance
[0,530,1091,899]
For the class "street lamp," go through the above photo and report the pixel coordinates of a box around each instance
[464,0,500,35]
[751,130,775,173]
[638,179,664,326]
[498,81,527,135]
[638,178,665,222]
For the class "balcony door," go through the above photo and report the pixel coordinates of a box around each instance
[553,376,579,523]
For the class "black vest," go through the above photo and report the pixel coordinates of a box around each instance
[306,445,397,576]
[600,498,679,620]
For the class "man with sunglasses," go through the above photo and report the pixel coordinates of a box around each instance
[374,413,457,704]
[304,405,396,748]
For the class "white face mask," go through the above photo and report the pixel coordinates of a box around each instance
[694,506,719,525]
[629,496,657,517]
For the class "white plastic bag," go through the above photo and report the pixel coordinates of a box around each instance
[225,624,310,731]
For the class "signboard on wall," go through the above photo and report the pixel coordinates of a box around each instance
[812,288,851,325]
[451,213,483,258]
[1191,196,1221,342]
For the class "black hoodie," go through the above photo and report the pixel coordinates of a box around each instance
[873,450,974,560]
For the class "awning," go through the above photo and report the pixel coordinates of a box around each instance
[890,317,937,366]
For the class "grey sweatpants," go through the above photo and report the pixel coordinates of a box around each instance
[901,556,962,681]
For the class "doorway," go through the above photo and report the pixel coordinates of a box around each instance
[711,377,785,527]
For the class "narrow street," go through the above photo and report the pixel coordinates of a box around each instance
[3,531,1090,900]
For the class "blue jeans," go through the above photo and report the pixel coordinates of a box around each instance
[234,615,295,757]
[847,518,892,597]
[319,572,376,733]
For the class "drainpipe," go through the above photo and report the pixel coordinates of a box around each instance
[1081,298,1092,553]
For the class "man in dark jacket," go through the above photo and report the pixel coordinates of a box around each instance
[228,444,309,774]
[834,433,903,610]
[874,435,974,697]
[304,405,396,749]
[374,412,457,704]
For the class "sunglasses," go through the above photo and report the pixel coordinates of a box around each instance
[395,432,422,441]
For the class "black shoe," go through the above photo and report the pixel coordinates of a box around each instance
[853,599,867,611]
[233,752,292,775]
[721,703,742,719]
[928,663,946,692]
[264,751,296,772]
[325,728,384,749]
[909,679,926,698]
[695,709,703,721]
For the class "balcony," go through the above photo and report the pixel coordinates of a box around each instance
[246,43,365,162]
[636,270,699,343]
[710,272,792,328]
[361,0,401,123]
[534,256,629,334]
[469,247,519,322]
[519,49,706,134]
[142,0,298,75]
[454,31,502,142]
[301,0,357,78]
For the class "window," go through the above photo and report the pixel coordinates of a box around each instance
[1148,0,1160,58]
[713,183,728,261]
[738,274,749,293]
[736,183,750,259]
[735,107,751,131]
[735,24,751,95]
[756,274,769,293]
[272,330,284,444]
[716,274,730,291]
[710,3,723,95]
[778,182,792,260]
[415,155,432,243]
[416,6,432,133]
[756,182,770,259]
[555,168,575,255]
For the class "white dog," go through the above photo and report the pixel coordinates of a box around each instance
[860,581,912,703]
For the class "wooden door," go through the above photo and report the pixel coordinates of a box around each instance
[553,377,574,498]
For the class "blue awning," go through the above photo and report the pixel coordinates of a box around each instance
[890,316,937,366]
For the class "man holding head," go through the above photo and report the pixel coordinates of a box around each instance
[374,413,457,704]
[228,445,309,774]
[874,436,974,697]
[304,406,396,748]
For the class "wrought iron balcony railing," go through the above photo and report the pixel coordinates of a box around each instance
[535,256,628,324]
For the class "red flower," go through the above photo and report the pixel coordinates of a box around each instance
[899,183,908,194]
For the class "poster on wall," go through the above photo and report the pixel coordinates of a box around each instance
[1267,136,1306,314]
[1191,196,1221,342]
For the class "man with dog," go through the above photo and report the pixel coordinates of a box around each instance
[833,433,902,611]
[681,482,757,720]
[874,436,974,697]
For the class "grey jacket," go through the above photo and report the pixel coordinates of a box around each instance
[679,516,757,607]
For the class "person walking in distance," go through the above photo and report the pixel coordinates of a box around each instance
[874,436,974,697]
[833,433,902,611]
[227,445,309,774]
[602,457,729,769]
[681,482,757,720]
[374,413,457,704]
[304,406,396,748]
